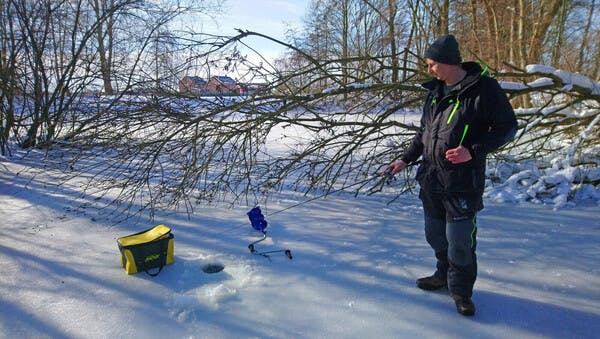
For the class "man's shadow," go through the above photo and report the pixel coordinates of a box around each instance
[475,289,600,338]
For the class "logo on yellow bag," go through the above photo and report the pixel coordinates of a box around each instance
[145,254,160,262]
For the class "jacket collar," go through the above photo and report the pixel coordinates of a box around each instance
[422,62,484,96]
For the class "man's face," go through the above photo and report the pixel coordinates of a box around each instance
[426,58,451,82]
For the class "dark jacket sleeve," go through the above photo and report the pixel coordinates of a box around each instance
[469,78,518,160]
[402,128,424,164]
[401,97,428,164]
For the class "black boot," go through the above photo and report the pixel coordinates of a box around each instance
[416,275,447,291]
[452,294,476,316]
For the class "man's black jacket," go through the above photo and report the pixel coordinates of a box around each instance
[401,62,518,195]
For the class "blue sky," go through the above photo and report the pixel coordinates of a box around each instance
[201,0,309,60]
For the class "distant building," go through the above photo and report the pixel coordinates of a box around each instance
[179,75,263,96]
[205,76,239,95]
[239,82,269,96]
[179,76,207,95]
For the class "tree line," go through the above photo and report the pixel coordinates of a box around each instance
[288,0,599,88]
[0,0,220,153]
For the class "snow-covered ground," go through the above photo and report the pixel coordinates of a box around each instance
[1,148,599,338]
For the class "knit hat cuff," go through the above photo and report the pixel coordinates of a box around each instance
[425,34,461,65]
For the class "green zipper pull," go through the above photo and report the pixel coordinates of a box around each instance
[478,61,493,78]
[446,97,460,125]
[459,124,469,146]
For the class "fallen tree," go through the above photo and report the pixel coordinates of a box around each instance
[5,31,599,217]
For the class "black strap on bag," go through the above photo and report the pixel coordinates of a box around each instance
[131,233,171,277]
[143,238,167,277]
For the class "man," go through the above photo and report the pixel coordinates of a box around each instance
[384,34,517,316]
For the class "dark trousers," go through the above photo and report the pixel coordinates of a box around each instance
[419,189,481,297]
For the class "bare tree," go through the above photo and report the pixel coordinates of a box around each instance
[0,0,134,149]
[526,0,565,65]
[92,0,115,95]
[593,33,600,80]
[0,0,24,155]
[577,0,596,73]
[362,0,400,82]
[0,0,222,153]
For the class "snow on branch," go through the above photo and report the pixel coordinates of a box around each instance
[499,64,600,99]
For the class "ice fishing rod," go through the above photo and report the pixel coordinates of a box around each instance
[267,160,420,217]
[245,177,378,260]
[210,161,421,260]
[216,160,420,237]
[244,161,420,260]
[216,175,376,236]
[267,176,376,217]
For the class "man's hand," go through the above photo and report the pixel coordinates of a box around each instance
[445,145,472,164]
[384,160,407,176]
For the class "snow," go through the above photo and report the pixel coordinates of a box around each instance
[525,64,600,95]
[527,77,554,88]
[525,65,558,74]
[499,81,528,91]
[500,65,600,96]
[2,145,599,338]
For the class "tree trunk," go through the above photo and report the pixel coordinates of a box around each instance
[439,0,449,35]
[517,0,527,69]
[592,33,600,80]
[93,0,114,95]
[550,0,568,66]
[508,0,517,65]
[388,0,398,83]
[517,0,530,108]
[469,0,483,60]
[342,0,348,88]
[526,0,564,64]
[577,0,595,72]
[481,0,501,68]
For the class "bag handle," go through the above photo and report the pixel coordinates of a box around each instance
[145,264,164,277]
[143,235,169,277]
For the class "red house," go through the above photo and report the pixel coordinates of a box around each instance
[179,76,207,95]
[205,76,239,95]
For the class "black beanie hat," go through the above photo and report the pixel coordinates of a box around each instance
[425,34,461,65]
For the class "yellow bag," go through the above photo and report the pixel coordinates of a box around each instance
[117,224,174,276]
